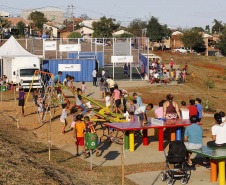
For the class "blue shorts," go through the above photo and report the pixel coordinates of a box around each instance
[136,113,147,121]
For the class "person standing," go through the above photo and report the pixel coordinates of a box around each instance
[180,101,190,120]
[112,85,123,115]
[195,98,205,122]
[170,57,174,70]
[120,89,129,113]
[92,68,97,86]
[102,68,105,78]
[123,64,128,77]
[133,93,143,108]
[185,63,188,74]
[187,99,198,118]
[155,101,164,118]
[96,69,102,87]
[18,88,26,117]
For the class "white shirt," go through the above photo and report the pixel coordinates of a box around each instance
[154,73,159,79]
[181,110,190,120]
[135,106,147,114]
[150,69,154,75]
[92,70,97,77]
[105,96,111,106]
[102,71,105,77]
[60,109,67,120]
[212,123,226,144]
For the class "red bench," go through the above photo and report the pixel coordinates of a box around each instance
[150,78,166,84]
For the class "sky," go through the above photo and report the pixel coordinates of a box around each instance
[1,0,226,29]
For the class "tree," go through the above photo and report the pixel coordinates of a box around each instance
[180,29,205,52]
[205,25,210,32]
[119,33,133,38]
[17,21,25,36]
[146,17,171,42]
[28,11,47,30]
[191,27,204,32]
[212,19,224,33]
[67,32,82,38]
[79,14,90,20]
[92,16,119,38]
[216,29,226,56]
[127,19,147,37]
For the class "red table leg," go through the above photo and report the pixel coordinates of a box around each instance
[159,128,164,151]
[171,128,176,141]
[143,128,148,146]
[210,159,217,182]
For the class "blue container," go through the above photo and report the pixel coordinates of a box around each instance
[42,59,96,82]
[68,52,104,67]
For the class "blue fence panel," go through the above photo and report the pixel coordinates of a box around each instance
[43,59,96,82]
[68,52,104,67]
[139,53,148,73]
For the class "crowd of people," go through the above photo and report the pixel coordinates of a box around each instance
[154,94,226,165]
[146,57,188,83]
[10,67,226,161]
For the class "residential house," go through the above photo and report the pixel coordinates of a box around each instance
[0,11,10,18]
[112,30,133,37]
[4,17,30,34]
[170,31,184,49]
[43,22,63,38]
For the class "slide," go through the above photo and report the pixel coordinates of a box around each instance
[57,84,124,118]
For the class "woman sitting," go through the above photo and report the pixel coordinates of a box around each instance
[163,94,181,119]
[184,115,203,165]
[207,113,226,147]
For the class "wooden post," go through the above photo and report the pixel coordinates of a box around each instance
[49,75,54,161]
[122,131,125,185]
[14,87,20,129]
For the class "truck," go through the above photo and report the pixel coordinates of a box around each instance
[1,56,42,89]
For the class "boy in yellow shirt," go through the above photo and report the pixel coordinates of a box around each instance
[74,115,87,158]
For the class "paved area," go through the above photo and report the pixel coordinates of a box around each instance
[126,166,218,185]
[57,135,210,167]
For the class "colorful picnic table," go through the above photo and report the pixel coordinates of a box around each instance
[187,146,226,185]
[104,119,202,152]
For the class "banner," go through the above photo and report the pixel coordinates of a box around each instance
[44,41,57,51]
[111,56,133,63]
[59,44,81,52]
[58,64,81,72]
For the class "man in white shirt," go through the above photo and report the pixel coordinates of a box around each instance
[102,69,105,77]
[92,68,97,86]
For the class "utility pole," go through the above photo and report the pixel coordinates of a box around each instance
[68,5,74,32]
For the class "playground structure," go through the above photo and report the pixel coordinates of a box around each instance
[56,84,126,122]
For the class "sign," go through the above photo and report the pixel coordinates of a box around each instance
[59,44,81,52]
[44,41,57,51]
[111,56,133,63]
[58,64,81,72]
[91,142,95,146]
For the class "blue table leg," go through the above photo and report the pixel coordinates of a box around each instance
[176,127,182,140]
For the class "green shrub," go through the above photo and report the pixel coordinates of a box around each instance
[223,76,226,80]
[202,99,216,113]
[216,75,221,78]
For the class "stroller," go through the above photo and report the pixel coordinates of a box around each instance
[161,140,190,185]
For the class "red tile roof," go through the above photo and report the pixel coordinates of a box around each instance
[5,17,28,26]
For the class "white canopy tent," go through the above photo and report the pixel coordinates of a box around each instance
[0,36,42,77]
[0,36,42,58]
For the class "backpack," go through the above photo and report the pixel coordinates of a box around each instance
[167,140,187,164]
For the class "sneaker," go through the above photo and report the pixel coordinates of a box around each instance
[96,152,100,157]
[84,153,87,159]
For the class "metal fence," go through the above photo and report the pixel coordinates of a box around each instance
[0,37,149,64]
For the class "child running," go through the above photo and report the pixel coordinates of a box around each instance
[81,81,86,95]
[60,103,69,134]
[73,115,87,158]
[84,117,100,157]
